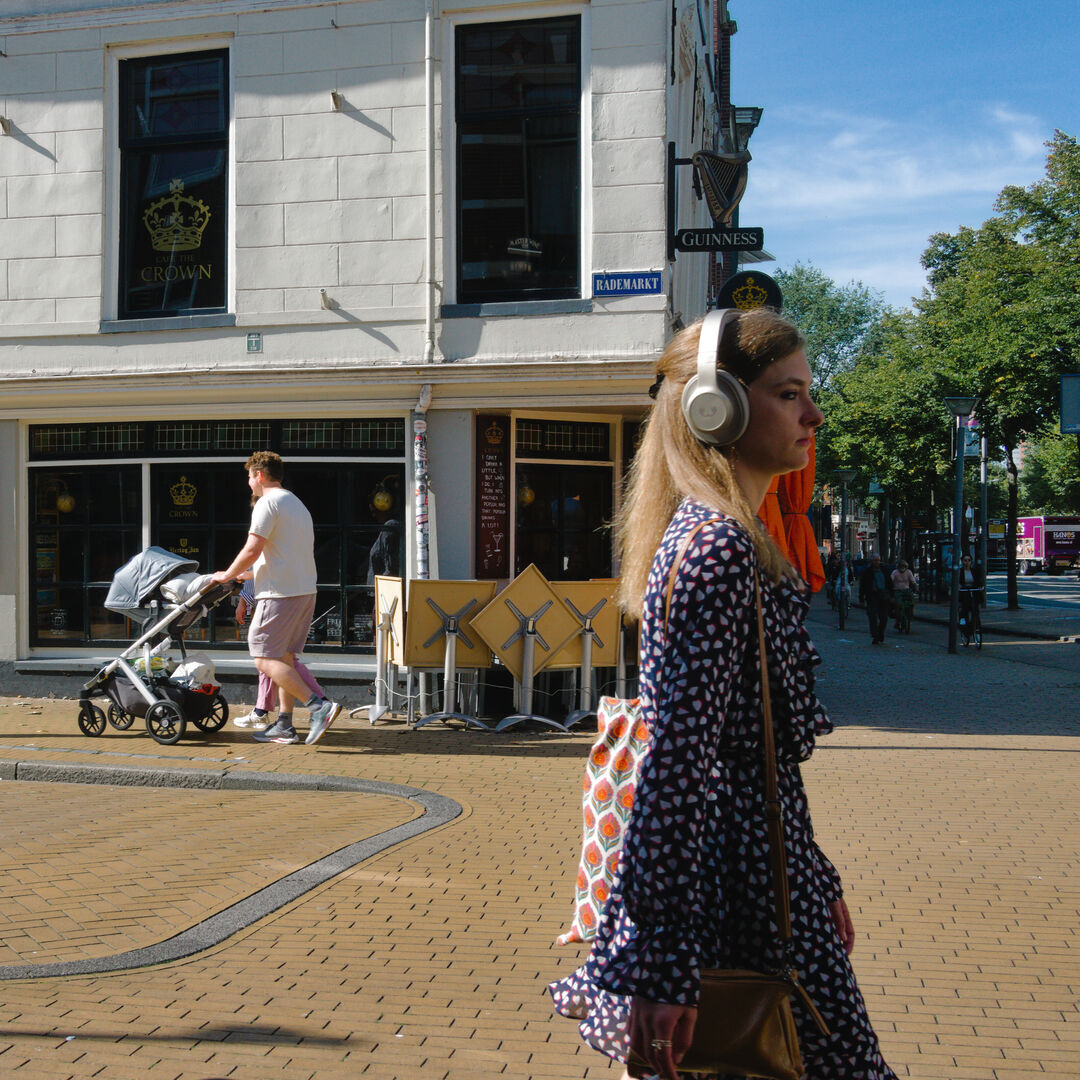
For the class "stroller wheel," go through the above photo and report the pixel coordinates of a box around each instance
[78,703,106,737]
[192,693,229,733]
[145,700,186,745]
[107,703,135,730]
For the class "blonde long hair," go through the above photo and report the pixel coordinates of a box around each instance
[616,308,806,617]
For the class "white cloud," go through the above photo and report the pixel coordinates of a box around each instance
[744,103,1051,221]
[734,102,1056,308]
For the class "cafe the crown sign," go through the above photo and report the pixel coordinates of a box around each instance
[138,178,215,287]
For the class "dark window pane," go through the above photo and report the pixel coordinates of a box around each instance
[342,419,406,453]
[156,528,210,567]
[289,465,339,526]
[515,464,612,579]
[457,17,580,303]
[31,466,142,646]
[120,148,227,315]
[89,588,130,643]
[155,468,209,525]
[282,421,341,451]
[118,49,228,319]
[515,419,610,461]
[155,421,213,452]
[314,528,340,584]
[122,52,228,141]
[33,469,85,524]
[309,590,343,646]
[345,588,376,645]
[89,530,139,583]
[37,587,85,642]
[84,468,142,525]
[213,471,254,526]
[349,466,406,526]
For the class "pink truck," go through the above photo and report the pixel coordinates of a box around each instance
[1017,516,1080,575]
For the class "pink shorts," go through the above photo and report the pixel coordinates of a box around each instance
[247,594,316,659]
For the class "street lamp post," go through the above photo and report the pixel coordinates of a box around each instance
[944,396,979,653]
[835,468,856,629]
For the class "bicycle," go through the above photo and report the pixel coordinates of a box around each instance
[894,590,914,634]
[958,588,982,649]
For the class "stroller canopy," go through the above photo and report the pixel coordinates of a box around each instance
[105,547,199,619]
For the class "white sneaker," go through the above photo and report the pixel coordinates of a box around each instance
[233,710,271,730]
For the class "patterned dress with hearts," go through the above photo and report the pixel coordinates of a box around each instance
[549,498,896,1080]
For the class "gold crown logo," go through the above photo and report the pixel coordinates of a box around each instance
[732,276,769,311]
[143,179,211,253]
[170,476,197,506]
[485,420,505,446]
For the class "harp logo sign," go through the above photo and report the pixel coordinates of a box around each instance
[592,271,663,297]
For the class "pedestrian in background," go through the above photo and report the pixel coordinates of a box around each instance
[549,308,895,1080]
[890,558,917,631]
[212,451,341,745]
[860,553,892,644]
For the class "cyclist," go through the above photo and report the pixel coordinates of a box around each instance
[825,551,841,608]
[958,553,983,631]
[890,558,917,632]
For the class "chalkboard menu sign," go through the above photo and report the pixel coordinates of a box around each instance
[476,415,510,578]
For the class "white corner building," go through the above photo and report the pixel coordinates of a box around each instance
[0,0,725,681]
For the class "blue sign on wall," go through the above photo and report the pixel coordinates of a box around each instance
[593,271,663,297]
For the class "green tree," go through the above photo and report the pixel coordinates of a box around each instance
[821,311,954,558]
[1019,429,1080,514]
[917,133,1079,606]
[775,263,890,392]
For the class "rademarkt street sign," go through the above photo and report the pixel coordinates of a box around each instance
[675,227,764,252]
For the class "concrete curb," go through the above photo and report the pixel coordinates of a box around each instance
[0,761,462,981]
[910,610,1079,641]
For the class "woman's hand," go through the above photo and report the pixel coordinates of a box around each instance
[829,897,855,955]
[236,597,248,625]
[629,996,697,1080]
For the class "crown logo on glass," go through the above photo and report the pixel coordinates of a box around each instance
[170,476,197,506]
[143,179,211,253]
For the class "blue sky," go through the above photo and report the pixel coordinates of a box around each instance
[730,0,1080,310]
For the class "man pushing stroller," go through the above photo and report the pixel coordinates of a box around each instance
[212,451,340,746]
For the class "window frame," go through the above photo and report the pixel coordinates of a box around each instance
[444,5,592,310]
[104,37,236,327]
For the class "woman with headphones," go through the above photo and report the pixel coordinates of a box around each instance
[550,309,895,1080]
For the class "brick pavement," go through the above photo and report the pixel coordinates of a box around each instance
[0,601,1075,1080]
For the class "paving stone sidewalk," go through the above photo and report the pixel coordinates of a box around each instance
[0,618,1075,1080]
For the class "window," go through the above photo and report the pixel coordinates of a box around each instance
[118,48,229,319]
[456,16,581,304]
[29,420,405,461]
[28,419,408,652]
[516,419,610,460]
[149,463,405,650]
[515,465,612,580]
[31,467,142,646]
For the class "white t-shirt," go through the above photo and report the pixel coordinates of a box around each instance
[248,486,317,599]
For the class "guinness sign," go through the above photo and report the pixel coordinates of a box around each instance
[675,227,764,251]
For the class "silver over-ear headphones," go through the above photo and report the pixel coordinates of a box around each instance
[680,308,750,446]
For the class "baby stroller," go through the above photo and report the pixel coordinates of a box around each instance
[78,547,240,745]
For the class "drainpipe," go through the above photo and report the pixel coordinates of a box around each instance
[423,0,438,364]
[412,383,433,580]
[412,382,434,717]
